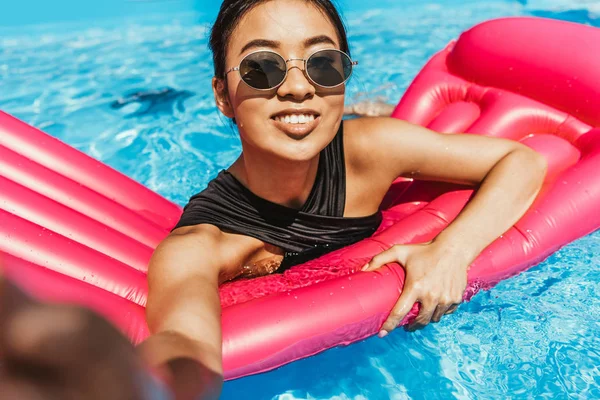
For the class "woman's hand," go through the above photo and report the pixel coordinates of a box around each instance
[362,241,470,336]
[0,275,166,400]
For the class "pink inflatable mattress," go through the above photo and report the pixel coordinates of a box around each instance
[1,17,599,379]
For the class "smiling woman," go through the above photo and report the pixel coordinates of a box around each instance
[0,0,553,399]
[210,0,350,163]
[145,0,545,396]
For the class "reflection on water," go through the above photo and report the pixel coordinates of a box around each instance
[110,87,195,117]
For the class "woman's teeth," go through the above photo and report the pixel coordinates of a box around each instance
[274,114,316,124]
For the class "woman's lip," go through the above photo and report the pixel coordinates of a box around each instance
[270,115,320,139]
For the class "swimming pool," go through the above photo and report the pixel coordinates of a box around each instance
[1,0,599,398]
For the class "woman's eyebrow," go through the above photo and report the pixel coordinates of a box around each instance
[238,35,337,56]
[303,35,337,48]
[239,39,280,55]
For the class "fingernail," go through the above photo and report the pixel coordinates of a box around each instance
[361,263,369,271]
[378,330,388,338]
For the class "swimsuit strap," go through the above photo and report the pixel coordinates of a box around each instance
[301,121,346,216]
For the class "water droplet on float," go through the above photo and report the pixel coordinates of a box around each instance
[330,292,333,296]
[341,286,345,289]
[294,296,298,300]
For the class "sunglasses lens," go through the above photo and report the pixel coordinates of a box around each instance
[306,50,353,87]
[239,52,287,90]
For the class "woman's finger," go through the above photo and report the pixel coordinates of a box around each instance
[380,288,418,335]
[431,304,451,323]
[444,304,459,315]
[409,300,437,329]
[362,245,406,271]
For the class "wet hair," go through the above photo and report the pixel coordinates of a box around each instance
[209,0,350,79]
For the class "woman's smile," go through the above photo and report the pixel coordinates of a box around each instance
[270,108,321,139]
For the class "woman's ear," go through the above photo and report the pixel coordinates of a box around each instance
[212,77,235,118]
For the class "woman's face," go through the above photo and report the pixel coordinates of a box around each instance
[217,0,346,162]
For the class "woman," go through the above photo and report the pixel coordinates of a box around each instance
[0,0,547,399]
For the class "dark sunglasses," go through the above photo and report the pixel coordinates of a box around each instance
[224,49,358,90]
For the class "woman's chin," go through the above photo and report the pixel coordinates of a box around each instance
[270,138,325,162]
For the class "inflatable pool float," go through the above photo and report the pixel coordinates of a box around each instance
[1,17,599,380]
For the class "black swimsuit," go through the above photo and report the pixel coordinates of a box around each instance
[173,122,382,269]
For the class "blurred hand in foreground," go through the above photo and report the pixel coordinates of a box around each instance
[0,273,154,400]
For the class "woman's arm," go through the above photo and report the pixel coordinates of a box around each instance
[139,224,254,400]
[354,117,547,254]
[0,225,252,400]
[348,117,547,332]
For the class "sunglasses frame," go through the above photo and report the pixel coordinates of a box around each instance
[224,49,358,91]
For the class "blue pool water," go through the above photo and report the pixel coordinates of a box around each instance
[1,0,599,398]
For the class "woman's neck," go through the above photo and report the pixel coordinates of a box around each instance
[229,149,320,210]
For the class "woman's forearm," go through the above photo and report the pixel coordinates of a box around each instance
[143,227,229,399]
[139,271,224,400]
[433,148,547,263]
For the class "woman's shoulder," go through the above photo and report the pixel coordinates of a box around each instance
[343,115,414,136]
[343,115,440,188]
[343,117,412,165]
[167,223,267,280]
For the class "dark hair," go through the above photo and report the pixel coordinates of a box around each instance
[209,0,350,79]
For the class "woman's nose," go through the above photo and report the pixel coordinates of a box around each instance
[276,63,315,101]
